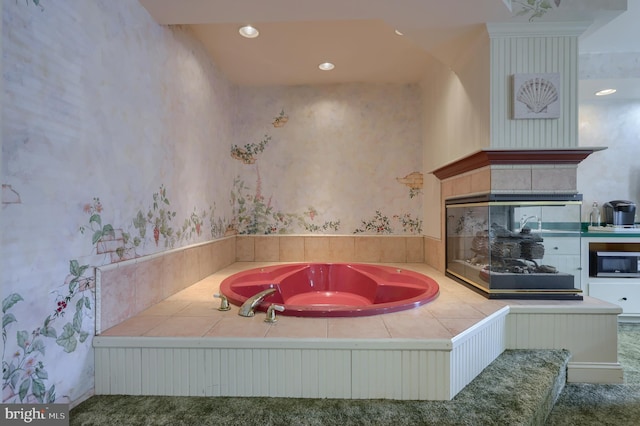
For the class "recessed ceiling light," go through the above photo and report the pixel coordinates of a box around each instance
[595,88,617,96]
[238,25,259,38]
[394,29,404,36]
[318,62,335,71]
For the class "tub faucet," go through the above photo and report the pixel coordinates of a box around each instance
[213,293,230,311]
[264,304,285,323]
[520,215,539,231]
[238,288,276,317]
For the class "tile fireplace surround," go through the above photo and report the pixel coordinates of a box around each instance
[426,148,606,272]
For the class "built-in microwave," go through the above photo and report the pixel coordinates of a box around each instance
[589,251,640,277]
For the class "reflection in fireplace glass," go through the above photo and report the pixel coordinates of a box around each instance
[445,194,583,299]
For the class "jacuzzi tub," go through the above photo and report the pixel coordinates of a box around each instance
[219,263,440,317]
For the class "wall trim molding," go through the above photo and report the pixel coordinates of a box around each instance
[486,21,592,38]
[430,148,606,180]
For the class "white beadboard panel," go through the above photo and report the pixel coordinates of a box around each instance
[506,311,620,363]
[415,350,451,400]
[449,308,508,398]
[489,35,579,149]
[351,350,404,399]
[93,346,110,395]
[93,304,621,398]
[301,350,319,398]
[505,304,622,384]
[271,349,303,397]
[318,349,352,398]
[93,337,458,400]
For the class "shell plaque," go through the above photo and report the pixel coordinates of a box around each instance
[513,73,560,119]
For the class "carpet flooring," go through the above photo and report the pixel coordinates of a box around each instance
[70,324,640,426]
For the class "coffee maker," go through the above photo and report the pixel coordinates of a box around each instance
[603,200,637,226]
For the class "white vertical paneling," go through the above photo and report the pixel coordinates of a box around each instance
[320,349,351,398]
[204,349,221,396]
[506,311,619,363]
[140,348,153,394]
[301,350,319,398]
[93,304,621,400]
[164,348,174,395]
[249,348,267,396]
[270,348,293,397]
[352,350,403,399]
[158,348,170,394]
[489,28,581,149]
[94,347,109,394]
[426,351,450,400]
[400,350,421,398]
[450,311,506,398]
[126,348,142,395]
[113,348,127,393]
[237,349,255,396]
[188,349,201,396]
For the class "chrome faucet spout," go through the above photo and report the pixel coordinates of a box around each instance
[520,215,539,231]
[238,288,276,317]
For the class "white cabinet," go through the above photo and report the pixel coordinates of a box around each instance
[581,236,640,319]
[588,281,640,314]
[541,236,581,288]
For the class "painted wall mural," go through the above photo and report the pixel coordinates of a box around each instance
[234,85,424,235]
[3,188,229,404]
[2,0,237,405]
[230,109,342,234]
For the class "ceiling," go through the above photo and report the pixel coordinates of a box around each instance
[138,0,639,99]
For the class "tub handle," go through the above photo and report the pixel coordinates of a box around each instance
[264,304,285,323]
[213,293,231,311]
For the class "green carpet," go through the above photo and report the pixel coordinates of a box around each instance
[70,324,640,426]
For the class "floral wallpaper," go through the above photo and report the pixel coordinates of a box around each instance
[233,85,423,235]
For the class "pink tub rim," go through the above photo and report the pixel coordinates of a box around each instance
[219,263,440,317]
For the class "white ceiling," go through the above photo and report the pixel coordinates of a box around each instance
[578,0,640,100]
[138,0,639,98]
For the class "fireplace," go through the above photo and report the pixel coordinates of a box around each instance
[445,193,583,299]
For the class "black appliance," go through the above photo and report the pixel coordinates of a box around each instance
[589,251,640,277]
[603,200,636,226]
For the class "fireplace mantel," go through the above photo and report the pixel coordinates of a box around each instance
[431,148,606,180]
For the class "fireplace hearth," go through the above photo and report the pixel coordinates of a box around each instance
[445,193,583,299]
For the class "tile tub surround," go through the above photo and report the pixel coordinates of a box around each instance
[96,237,236,333]
[236,235,425,263]
[97,235,422,334]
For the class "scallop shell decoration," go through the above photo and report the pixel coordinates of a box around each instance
[516,77,558,114]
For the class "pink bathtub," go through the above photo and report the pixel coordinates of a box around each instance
[219,263,440,317]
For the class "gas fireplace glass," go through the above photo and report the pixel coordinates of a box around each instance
[445,194,583,299]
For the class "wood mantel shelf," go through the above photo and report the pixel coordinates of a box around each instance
[430,147,606,180]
